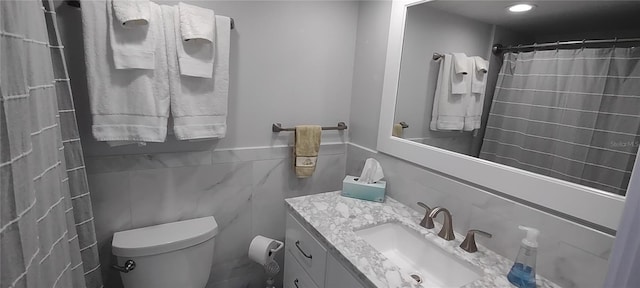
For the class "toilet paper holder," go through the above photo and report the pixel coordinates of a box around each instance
[268,240,284,257]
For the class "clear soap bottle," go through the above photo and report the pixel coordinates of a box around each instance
[507,226,539,288]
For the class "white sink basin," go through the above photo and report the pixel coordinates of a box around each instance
[355,223,483,287]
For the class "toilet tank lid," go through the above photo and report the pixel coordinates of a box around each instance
[112,216,218,257]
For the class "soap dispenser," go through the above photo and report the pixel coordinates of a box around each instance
[507,226,539,288]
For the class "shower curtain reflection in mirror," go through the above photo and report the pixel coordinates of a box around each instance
[479,48,640,195]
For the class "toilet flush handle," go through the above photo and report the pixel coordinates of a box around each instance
[112,260,136,273]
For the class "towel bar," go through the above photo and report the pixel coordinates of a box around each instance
[65,0,236,30]
[272,122,347,133]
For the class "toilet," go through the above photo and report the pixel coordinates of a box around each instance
[112,216,218,288]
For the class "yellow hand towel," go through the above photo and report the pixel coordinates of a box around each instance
[392,123,403,138]
[294,125,322,178]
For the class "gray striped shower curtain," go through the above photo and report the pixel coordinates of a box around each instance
[1,1,103,287]
[480,48,640,195]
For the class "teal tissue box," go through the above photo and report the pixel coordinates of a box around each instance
[341,175,386,203]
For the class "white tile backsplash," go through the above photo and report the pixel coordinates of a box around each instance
[346,143,613,288]
[87,144,345,288]
[86,140,612,288]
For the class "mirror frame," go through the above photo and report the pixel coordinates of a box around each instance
[377,0,626,230]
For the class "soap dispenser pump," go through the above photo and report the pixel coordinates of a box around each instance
[507,226,539,288]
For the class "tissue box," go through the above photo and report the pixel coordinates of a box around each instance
[341,175,386,203]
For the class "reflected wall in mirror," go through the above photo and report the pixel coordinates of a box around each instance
[393,0,640,196]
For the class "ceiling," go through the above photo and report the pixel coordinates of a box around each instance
[423,0,640,35]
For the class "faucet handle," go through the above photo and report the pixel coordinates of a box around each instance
[460,229,492,253]
[417,202,431,211]
[417,202,434,229]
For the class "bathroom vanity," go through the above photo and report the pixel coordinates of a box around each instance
[284,192,560,288]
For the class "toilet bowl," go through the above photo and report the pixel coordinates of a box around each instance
[112,216,218,288]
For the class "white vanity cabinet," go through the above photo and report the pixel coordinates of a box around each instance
[284,213,366,288]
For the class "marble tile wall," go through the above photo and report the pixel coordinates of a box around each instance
[346,143,614,288]
[86,144,346,288]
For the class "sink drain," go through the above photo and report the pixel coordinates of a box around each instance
[410,273,423,284]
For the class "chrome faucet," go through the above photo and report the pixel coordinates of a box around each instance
[428,207,455,241]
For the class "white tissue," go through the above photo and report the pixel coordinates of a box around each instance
[357,158,384,184]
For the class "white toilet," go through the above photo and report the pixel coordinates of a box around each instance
[112,216,219,288]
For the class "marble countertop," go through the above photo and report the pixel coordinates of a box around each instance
[285,191,561,288]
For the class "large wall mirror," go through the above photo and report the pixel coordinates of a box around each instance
[379,0,640,230]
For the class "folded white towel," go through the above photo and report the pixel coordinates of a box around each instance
[451,52,470,94]
[452,53,470,75]
[112,0,150,27]
[474,56,488,72]
[163,6,230,140]
[109,0,155,69]
[178,2,215,42]
[430,54,465,131]
[471,56,488,94]
[465,57,488,131]
[175,4,215,78]
[82,0,170,143]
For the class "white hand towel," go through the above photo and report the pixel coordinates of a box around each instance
[471,56,488,94]
[109,0,155,69]
[178,2,215,42]
[163,6,230,140]
[82,0,170,143]
[175,3,215,78]
[465,57,488,131]
[112,0,150,27]
[430,54,465,131]
[451,52,470,94]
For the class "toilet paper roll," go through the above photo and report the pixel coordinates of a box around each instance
[248,235,283,265]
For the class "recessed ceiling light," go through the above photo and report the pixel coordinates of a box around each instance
[508,3,535,13]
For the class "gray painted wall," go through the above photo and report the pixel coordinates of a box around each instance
[348,0,392,150]
[394,4,493,155]
[60,0,356,157]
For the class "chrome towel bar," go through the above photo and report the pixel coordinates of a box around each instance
[272,122,347,133]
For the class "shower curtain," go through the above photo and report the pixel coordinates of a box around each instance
[480,48,640,195]
[1,1,103,287]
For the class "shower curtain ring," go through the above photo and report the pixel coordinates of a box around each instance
[581,39,586,52]
[556,41,560,53]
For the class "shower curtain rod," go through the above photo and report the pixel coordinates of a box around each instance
[492,37,640,55]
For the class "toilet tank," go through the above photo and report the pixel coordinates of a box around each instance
[112,217,219,288]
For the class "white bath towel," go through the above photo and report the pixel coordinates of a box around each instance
[82,0,170,143]
[175,3,215,78]
[451,52,470,95]
[109,0,155,70]
[430,54,465,131]
[163,5,230,140]
[112,0,150,27]
[465,57,488,131]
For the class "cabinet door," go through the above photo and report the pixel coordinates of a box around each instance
[285,214,327,287]
[284,250,320,288]
[325,254,366,288]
